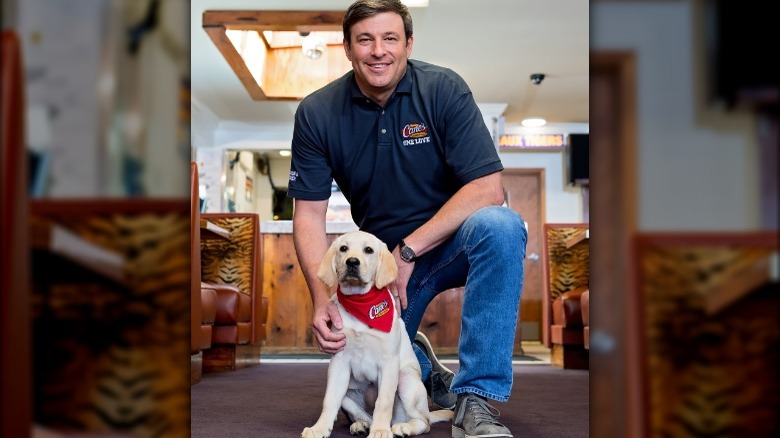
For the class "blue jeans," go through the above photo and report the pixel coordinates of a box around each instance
[402,206,527,402]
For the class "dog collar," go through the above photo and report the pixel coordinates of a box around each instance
[337,286,395,333]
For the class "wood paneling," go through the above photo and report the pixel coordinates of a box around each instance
[262,233,339,352]
[419,287,465,355]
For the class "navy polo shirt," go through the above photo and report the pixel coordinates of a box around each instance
[288,59,503,248]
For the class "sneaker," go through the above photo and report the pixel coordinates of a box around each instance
[414,331,457,409]
[452,394,512,438]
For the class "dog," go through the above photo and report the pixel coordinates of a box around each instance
[301,231,453,438]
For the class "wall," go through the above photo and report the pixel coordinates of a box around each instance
[591,0,758,231]
[19,0,189,197]
[499,123,588,223]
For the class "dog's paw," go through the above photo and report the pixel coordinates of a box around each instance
[391,420,428,437]
[302,426,331,438]
[349,420,370,436]
[367,429,393,438]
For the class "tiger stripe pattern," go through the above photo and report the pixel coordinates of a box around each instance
[32,211,190,437]
[199,215,256,298]
[545,226,590,304]
[640,244,780,437]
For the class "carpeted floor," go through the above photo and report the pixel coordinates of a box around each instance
[191,361,588,437]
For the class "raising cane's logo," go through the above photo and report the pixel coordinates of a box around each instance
[402,123,428,138]
[401,122,432,146]
[368,300,390,320]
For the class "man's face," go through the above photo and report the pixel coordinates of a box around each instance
[344,11,413,104]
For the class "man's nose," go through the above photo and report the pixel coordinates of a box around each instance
[370,41,386,56]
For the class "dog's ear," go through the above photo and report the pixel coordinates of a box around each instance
[317,241,338,288]
[374,243,398,289]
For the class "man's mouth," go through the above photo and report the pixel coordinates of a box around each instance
[367,62,390,72]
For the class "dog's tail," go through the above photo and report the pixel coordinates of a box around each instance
[429,409,454,424]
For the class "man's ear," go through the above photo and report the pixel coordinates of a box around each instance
[317,242,338,288]
[375,244,398,289]
[343,38,352,61]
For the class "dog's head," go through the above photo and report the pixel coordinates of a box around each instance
[318,230,398,294]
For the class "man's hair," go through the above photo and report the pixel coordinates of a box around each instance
[343,0,413,46]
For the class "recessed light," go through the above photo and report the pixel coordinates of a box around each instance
[521,117,546,127]
[279,150,291,157]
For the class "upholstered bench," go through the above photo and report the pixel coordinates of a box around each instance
[200,285,217,351]
[550,286,589,369]
[210,283,252,346]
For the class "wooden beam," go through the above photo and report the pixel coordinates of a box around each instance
[203,10,344,31]
[203,26,267,101]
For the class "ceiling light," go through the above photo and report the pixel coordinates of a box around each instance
[279,150,291,157]
[521,117,547,127]
[301,32,326,60]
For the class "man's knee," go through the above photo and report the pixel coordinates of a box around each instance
[464,206,527,244]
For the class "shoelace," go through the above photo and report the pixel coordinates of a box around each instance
[454,395,502,427]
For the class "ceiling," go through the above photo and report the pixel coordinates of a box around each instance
[190,0,589,128]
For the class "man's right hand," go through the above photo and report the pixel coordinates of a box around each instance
[312,299,346,354]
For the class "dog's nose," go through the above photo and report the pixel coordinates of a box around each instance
[346,257,360,268]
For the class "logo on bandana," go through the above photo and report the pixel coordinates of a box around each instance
[401,123,432,146]
[369,300,390,320]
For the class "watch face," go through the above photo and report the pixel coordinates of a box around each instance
[401,246,415,262]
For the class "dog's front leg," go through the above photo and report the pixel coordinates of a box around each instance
[301,356,351,438]
[368,357,400,438]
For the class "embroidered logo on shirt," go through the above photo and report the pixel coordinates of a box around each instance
[401,123,432,146]
[289,170,298,182]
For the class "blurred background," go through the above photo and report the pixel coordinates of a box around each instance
[2,0,778,437]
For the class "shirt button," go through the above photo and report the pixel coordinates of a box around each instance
[381,129,387,134]
[381,110,385,114]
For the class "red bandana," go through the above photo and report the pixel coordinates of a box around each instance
[337,286,395,333]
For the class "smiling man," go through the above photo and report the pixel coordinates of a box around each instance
[288,1,527,437]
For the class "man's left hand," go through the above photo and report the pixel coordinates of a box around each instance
[391,247,414,310]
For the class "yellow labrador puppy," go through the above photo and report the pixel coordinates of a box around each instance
[302,231,453,438]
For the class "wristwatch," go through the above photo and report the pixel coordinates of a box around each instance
[399,239,417,263]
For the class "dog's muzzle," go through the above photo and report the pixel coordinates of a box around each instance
[341,257,363,283]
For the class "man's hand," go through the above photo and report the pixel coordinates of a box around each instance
[391,247,415,310]
[312,299,346,354]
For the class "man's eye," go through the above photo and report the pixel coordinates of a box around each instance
[364,247,374,254]
[339,245,348,252]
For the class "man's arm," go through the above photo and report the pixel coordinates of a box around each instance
[405,171,505,256]
[391,171,505,307]
[292,198,346,353]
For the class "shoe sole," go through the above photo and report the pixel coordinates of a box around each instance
[452,425,513,438]
[415,331,457,409]
[414,332,450,375]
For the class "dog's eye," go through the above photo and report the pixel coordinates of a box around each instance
[339,245,348,252]
[364,247,374,254]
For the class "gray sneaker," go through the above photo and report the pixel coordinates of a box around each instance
[414,331,458,409]
[452,394,512,438]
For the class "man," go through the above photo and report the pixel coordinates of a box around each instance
[288,1,527,437]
